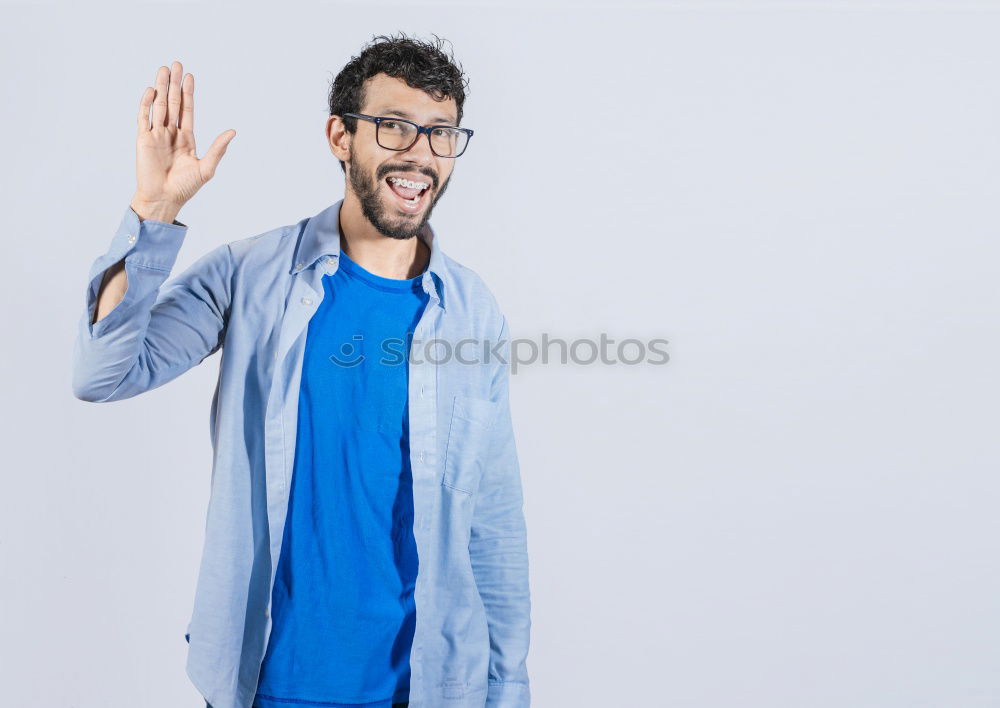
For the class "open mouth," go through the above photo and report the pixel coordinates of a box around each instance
[385,177,430,213]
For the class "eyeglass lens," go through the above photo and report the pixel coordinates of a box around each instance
[377,120,468,157]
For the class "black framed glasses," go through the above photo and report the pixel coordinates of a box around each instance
[343,112,474,158]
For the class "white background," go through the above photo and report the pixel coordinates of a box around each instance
[1,1,998,706]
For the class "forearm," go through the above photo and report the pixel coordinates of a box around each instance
[92,260,126,325]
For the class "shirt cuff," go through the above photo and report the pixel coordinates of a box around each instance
[485,680,530,708]
[84,203,189,337]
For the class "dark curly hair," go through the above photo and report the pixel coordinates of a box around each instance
[328,32,470,174]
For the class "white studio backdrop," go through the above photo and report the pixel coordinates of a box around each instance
[1,2,998,706]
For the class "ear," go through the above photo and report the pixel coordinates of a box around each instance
[327,115,351,162]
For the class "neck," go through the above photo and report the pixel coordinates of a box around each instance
[338,192,430,279]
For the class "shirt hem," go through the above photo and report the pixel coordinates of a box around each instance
[254,690,410,707]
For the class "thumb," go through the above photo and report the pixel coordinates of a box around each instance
[200,130,236,181]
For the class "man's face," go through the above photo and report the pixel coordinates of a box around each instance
[343,73,459,241]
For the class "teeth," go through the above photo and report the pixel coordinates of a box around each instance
[389,176,429,190]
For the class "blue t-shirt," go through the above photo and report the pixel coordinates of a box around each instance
[253,247,429,708]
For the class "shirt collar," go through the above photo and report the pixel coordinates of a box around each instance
[291,198,447,309]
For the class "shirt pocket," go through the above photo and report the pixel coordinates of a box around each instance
[442,395,499,495]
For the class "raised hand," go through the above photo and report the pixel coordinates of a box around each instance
[131,60,236,223]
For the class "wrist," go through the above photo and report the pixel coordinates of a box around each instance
[130,197,182,224]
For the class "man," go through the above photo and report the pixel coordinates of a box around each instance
[72,34,531,708]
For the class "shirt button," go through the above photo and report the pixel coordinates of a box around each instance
[301,297,312,306]
[295,262,304,270]
[419,451,426,463]
[325,257,336,265]
[419,384,425,398]
[126,234,136,243]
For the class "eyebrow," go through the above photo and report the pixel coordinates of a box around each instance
[376,108,458,125]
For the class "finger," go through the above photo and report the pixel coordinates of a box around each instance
[200,130,236,180]
[137,86,154,135]
[179,72,195,135]
[151,66,169,127]
[167,60,183,129]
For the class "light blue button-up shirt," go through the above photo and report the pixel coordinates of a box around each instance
[71,199,531,708]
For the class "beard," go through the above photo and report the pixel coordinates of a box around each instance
[347,144,450,241]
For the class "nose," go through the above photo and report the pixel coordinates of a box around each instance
[400,128,436,163]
